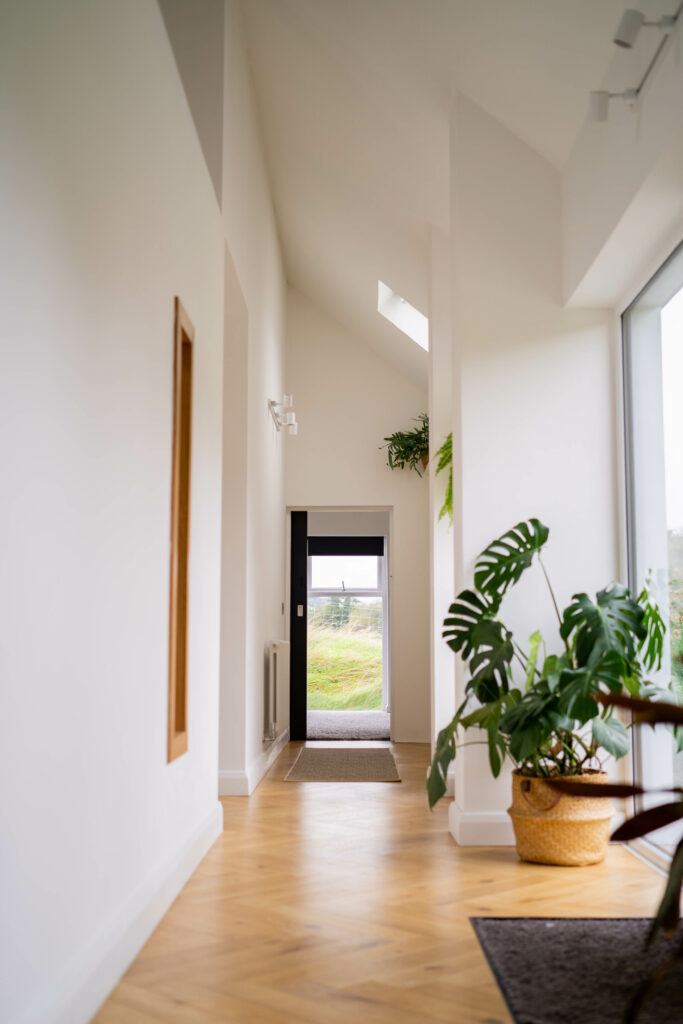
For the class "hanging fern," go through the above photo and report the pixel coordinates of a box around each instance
[434,432,452,521]
[381,413,429,476]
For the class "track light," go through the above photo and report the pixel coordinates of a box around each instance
[614,9,644,47]
[614,7,678,48]
[590,5,681,122]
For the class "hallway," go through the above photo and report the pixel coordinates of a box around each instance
[96,744,663,1023]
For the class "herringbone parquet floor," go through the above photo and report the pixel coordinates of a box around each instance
[95,742,664,1022]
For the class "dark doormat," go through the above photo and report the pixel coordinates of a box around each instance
[471,917,683,1024]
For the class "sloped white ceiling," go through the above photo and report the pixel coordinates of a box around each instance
[240,0,634,384]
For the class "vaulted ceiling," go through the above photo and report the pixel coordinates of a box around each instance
[241,0,663,384]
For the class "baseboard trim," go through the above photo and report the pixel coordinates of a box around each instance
[217,767,250,796]
[218,729,289,796]
[449,803,515,846]
[20,802,223,1024]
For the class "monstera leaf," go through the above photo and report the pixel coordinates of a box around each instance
[498,685,559,761]
[638,585,666,672]
[467,619,514,698]
[592,714,630,758]
[560,584,645,667]
[427,697,468,808]
[443,591,513,698]
[442,589,500,657]
[474,519,549,601]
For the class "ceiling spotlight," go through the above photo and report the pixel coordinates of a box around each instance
[614,8,644,47]
[613,7,680,48]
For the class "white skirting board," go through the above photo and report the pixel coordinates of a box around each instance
[449,802,515,846]
[218,729,289,796]
[18,802,223,1024]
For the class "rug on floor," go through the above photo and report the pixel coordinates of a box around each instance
[285,747,400,782]
[306,709,390,740]
[471,917,683,1024]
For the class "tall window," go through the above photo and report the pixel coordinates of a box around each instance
[623,243,683,851]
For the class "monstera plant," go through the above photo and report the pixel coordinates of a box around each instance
[427,518,669,864]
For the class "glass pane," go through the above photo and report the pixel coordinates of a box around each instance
[307,596,383,709]
[662,288,683,791]
[310,554,379,590]
[624,254,683,852]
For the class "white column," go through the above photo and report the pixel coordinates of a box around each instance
[429,227,456,760]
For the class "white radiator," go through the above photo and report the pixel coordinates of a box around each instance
[264,639,289,742]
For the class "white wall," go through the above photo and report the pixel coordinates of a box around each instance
[0,2,225,1021]
[217,0,288,794]
[429,227,455,753]
[444,96,617,844]
[285,289,430,742]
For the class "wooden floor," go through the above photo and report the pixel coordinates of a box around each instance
[96,742,664,1023]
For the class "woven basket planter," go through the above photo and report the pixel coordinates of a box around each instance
[508,770,613,866]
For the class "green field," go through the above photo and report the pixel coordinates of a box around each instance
[307,624,383,710]
[669,530,683,699]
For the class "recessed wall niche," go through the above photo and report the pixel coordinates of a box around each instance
[167,297,194,762]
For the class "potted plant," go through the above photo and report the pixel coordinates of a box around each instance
[381,413,429,475]
[427,518,666,865]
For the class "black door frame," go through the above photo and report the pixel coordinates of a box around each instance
[289,511,308,740]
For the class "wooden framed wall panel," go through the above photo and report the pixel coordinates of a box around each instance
[168,297,194,762]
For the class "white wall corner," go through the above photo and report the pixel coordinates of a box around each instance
[23,802,223,1024]
[217,768,251,796]
[219,729,289,795]
[448,802,515,847]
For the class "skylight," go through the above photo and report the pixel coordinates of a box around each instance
[377,281,429,351]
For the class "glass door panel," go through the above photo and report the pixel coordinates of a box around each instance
[623,244,683,852]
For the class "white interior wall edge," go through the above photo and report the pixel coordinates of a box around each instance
[21,805,223,1024]
[448,94,616,844]
[218,728,289,795]
[429,226,455,750]
[222,0,287,776]
[0,2,230,1019]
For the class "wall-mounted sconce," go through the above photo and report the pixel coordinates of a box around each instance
[268,393,298,435]
[589,4,682,122]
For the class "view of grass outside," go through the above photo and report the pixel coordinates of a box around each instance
[669,530,683,701]
[307,596,383,710]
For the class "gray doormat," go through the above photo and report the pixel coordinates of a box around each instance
[472,917,683,1024]
[285,747,400,782]
[307,709,390,740]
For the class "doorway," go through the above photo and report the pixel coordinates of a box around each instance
[289,509,391,741]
